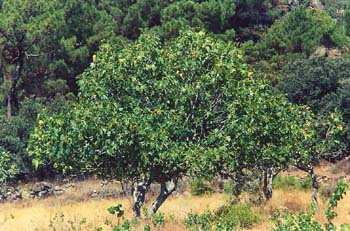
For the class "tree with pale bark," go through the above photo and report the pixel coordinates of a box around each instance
[28,30,334,217]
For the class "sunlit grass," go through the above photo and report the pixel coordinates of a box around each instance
[0,175,349,230]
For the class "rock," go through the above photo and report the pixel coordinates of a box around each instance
[98,188,119,198]
[21,190,31,199]
[91,190,99,198]
[42,182,52,188]
[275,0,323,12]
[8,191,22,201]
[312,47,342,59]
[63,183,75,189]
[38,190,48,198]
[54,190,64,196]
[308,0,324,9]
[313,46,327,57]
[318,175,329,183]
[32,182,45,193]
[326,48,342,58]
[53,185,64,196]
[54,186,62,191]
[31,182,53,198]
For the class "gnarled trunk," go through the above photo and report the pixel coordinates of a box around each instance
[132,178,150,217]
[7,53,24,119]
[149,177,177,216]
[230,170,245,197]
[296,164,318,203]
[6,31,25,120]
[263,167,280,201]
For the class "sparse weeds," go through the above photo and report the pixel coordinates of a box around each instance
[273,181,350,231]
[48,213,87,231]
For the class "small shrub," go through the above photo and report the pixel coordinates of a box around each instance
[108,204,124,226]
[189,178,214,196]
[223,181,233,194]
[185,210,214,231]
[185,202,260,231]
[273,175,311,191]
[320,183,337,199]
[273,209,322,231]
[112,220,150,231]
[341,224,350,230]
[113,220,130,231]
[216,203,260,228]
[299,176,312,191]
[169,214,176,223]
[142,205,149,218]
[152,212,165,229]
[274,175,294,189]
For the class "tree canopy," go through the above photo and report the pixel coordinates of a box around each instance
[28,30,332,215]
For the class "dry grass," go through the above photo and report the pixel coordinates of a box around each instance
[0,181,228,231]
[250,189,350,231]
[0,178,350,231]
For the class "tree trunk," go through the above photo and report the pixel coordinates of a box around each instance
[296,164,318,203]
[7,40,25,119]
[132,178,150,218]
[263,167,280,201]
[230,170,245,197]
[149,178,177,216]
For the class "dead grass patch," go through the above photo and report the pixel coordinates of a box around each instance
[0,179,349,231]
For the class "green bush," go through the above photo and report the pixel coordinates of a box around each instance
[299,176,312,191]
[185,210,216,231]
[189,178,214,196]
[112,220,130,231]
[185,202,260,231]
[152,212,165,228]
[216,203,260,228]
[273,175,311,191]
[223,181,233,194]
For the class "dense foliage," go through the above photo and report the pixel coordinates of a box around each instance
[29,31,251,215]
[280,57,350,159]
[28,29,335,215]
